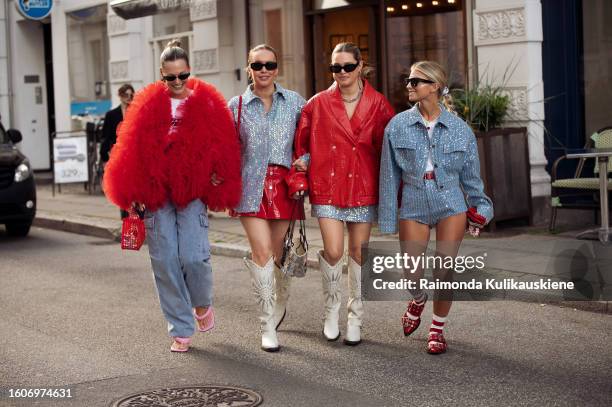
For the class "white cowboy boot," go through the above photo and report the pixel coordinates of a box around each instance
[345,256,364,346]
[318,250,342,341]
[244,256,280,352]
[273,263,291,329]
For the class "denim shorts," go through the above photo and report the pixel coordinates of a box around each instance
[399,179,467,226]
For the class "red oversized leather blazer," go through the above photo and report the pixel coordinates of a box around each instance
[287,80,394,207]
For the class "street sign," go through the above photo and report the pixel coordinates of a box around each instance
[70,100,112,116]
[16,0,54,20]
[53,136,88,184]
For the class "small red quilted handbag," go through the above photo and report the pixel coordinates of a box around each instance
[121,208,146,250]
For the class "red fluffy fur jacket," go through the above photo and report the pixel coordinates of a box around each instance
[103,78,241,212]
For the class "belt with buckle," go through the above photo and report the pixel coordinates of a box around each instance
[423,171,436,180]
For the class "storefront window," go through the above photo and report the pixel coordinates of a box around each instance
[385,0,466,112]
[313,0,373,10]
[582,0,612,136]
[66,5,111,117]
[319,7,375,90]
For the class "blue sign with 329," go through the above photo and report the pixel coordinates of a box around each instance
[17,0,53,20]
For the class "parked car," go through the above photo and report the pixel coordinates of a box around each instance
[0,119,36,236]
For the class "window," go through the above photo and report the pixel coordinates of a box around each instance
[385,0,466,112]
[582,0,612,135]
[66,5,110,103]
[264,9,284,73]
[151,8,193,78]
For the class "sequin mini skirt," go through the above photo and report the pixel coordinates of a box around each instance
[312,204,377,223]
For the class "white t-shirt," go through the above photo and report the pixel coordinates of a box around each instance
[170,97,188,134]
[423,118,438,172]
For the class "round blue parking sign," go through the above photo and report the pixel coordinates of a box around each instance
[16,0,54,20]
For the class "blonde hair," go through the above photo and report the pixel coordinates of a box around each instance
[245,44,279,81]
[332,42,374,79]
[410,60,455,113]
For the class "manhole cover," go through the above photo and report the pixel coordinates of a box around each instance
[110,385,263,407]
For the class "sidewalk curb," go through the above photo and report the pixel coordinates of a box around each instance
[33,214,323,269]
[32,214,610,315]
[33,216,119,241]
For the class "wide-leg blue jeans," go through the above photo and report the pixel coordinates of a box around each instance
[144,199,212,338]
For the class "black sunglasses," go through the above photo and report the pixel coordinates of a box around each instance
[404,77,435,87]
[250,61,278,71]
[329,63,359,74]
[162,72,190,82]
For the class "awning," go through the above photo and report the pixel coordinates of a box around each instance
[109,0,192,20]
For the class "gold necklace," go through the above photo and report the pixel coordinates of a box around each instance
[342,89,362,103]
[341,82,363,103]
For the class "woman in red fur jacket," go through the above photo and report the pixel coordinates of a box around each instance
[103,40,241,353]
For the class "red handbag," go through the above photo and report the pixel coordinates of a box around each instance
[121,208,146,250]
[466,207,486,227]
[466,207,486,237]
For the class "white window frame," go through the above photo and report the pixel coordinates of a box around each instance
[150,31,194,78]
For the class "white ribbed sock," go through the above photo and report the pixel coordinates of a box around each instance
[429,314,447,335]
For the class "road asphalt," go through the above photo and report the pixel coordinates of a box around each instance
[32,183,612,313]
[1,228,611,406]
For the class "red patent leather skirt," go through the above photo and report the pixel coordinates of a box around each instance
[236,165,304,220]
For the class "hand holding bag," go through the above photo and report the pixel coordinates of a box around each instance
[466,207,486,237]
[121,207,146,250]
[280,199,308,277]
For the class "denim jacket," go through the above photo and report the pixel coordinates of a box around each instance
[228,83,306,212]
[378,104,493,233]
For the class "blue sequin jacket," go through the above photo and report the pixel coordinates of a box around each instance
[228,83,306,212]
[378,104,494,233]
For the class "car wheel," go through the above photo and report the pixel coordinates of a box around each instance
[5,221,32,237]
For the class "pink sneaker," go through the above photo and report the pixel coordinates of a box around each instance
[170,336,192,352]
[194,307,215,333]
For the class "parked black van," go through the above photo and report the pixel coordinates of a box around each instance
[0,118,36,236]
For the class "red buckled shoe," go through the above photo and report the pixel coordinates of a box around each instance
[401,298,426,336]
[427,332,447,354]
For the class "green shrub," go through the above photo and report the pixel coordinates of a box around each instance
[451,63,517,132]
[452,85,510,132]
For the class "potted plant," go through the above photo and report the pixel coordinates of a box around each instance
[451,84,510,132]
[450,69,532,229]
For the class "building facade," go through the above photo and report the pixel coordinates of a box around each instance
[1,0,610,223]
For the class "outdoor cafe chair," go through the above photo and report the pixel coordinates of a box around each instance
[549,126,612,232]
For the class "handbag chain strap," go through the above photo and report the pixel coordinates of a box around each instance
[280,197,307,264]
[298,215,308,250]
